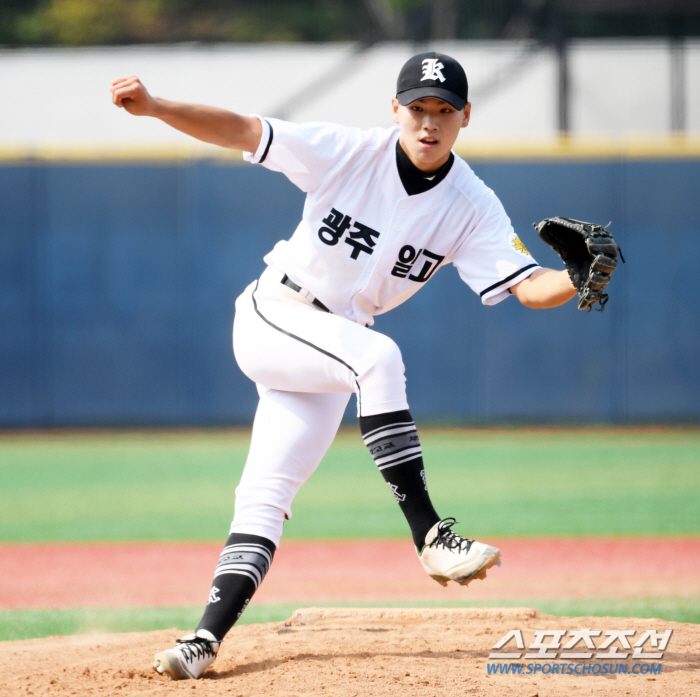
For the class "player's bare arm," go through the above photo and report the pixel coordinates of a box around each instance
[110,76,262,153]
[510,268,577,309]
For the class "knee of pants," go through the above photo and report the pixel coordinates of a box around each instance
[361,334,404,380]
[355,334,407,414]
[231,475,301,547]
[231,494,288,548]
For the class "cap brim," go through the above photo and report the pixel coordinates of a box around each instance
[397,86,467,110]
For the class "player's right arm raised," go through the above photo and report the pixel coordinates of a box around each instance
[110,76,262,153]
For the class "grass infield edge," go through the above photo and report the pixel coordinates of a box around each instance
[1,598,698,642]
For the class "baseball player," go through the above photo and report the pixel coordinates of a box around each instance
[111,52,579,681]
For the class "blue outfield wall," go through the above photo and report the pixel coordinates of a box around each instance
[1,158,699,426]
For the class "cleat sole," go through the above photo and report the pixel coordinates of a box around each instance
[452,549,501,587]
[426,549,501,588]
[430,574,450,587]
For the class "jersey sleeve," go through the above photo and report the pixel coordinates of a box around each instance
[243,116,365,193]
[450,189,540,306]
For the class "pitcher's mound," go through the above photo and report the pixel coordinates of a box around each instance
[1,608,697,696]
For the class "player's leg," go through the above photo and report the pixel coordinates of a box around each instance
[236,270,500,585]
[152,532,272,681]
[232,270,408,412]
[154,387,349,680]
[357,408,500,586]
[234,272,441,546]
[199,387,350,638]
[228,385,351,547]
[358,409,439,548]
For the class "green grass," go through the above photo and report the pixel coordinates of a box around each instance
[2,597,698,642]
[0,604,296,642]
[2,429,697,642]
[1,428,699,541]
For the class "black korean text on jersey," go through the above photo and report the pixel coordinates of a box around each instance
[318,208,381,260]
[391,246,445,282]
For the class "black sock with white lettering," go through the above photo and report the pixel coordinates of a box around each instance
[359,410,440,550]
[196,532,276,642]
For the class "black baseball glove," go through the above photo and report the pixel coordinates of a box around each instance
[533,217,624,312]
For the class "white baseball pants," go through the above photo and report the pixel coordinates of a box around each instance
[229,266,409,546]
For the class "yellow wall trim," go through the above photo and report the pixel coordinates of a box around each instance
[0,143,244,163]
[455,136,700,160]
[2,137,700,163]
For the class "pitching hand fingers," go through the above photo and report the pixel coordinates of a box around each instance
[110,76,152,114]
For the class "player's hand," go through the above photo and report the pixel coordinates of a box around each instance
[110,76,158,117]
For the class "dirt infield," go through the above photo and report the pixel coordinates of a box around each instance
[2,540,698,696]
[1,608,698,696]
[2,538,699,607]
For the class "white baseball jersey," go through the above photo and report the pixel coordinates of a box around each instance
[244,117,539,327]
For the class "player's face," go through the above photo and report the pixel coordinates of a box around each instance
[392,97,471,172]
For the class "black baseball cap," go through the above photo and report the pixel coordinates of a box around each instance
[396,52,468,110]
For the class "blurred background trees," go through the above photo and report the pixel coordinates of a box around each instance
[1,0,699,48]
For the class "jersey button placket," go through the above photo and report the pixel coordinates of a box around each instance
[394,198,409,234]
[352,202,393,300]
[386,199,409,278]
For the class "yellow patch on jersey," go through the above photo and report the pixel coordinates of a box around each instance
[512,235,532,257]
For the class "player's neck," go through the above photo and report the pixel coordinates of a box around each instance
[396,140,454,197]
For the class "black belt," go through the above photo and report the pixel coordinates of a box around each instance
[281,274,331,313]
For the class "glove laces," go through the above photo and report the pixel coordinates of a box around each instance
[427,518,474,554]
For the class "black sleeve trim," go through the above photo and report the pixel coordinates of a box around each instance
[258,120,274,164]
[479,263,539,297]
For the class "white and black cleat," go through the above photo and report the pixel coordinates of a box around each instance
[153,629,220,680]
[418,518,501,587]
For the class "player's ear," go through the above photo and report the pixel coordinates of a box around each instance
[462,103,471,128]
[392,97,400,124]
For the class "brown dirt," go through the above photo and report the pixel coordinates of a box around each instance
[2,541,698,696]
[1,608,698,696]
[2,538,699,608]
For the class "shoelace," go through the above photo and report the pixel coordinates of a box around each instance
[176,637,216,665]
[427,518,474,554]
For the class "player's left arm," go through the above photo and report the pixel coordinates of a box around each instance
[509,268,577,309]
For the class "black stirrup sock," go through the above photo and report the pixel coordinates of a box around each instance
[359,409,440,549]
[196,532,276,641]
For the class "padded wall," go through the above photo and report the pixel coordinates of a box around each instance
[1,158,698,425]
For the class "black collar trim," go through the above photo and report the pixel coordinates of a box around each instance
[396,139,454,196]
